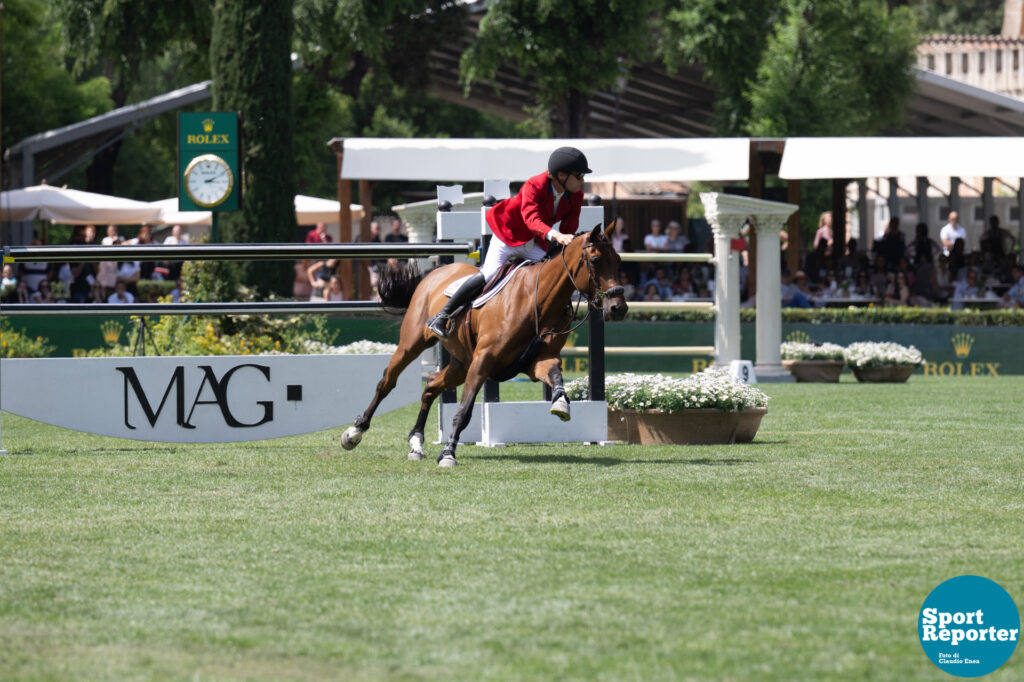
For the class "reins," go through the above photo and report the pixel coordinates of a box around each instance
[531,235,614,339]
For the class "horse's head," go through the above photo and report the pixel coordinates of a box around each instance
[576,222,628,321]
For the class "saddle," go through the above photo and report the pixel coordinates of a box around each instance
[442,258,534,309]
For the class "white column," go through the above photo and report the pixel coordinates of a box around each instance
[751,215,791,381]
[702,193,799,378]
[701,193,746,367]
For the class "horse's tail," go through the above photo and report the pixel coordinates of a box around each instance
[377,263,425,311]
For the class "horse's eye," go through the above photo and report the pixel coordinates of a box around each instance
[589,256,600,265]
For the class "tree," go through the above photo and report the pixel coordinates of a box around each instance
[2,0,112,175]
[211,0,297,296]
[907,0,1005,35]
[53,0,212,193]
[661,0,918,138]
[460,0,664,137]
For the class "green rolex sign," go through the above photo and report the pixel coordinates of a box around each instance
[178,112,240,213]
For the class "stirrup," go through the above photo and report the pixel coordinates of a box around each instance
[426,312,451,338]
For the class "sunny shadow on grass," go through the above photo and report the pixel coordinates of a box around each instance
[1,376,1022,681]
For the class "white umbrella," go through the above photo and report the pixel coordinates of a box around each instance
[0,184,161,225]
[295,194,365,225]
[145,198,212,226]
[144,195,365,227]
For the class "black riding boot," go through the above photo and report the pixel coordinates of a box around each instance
[426,273,485,338]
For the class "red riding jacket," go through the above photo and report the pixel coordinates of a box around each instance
[485,172,584,250]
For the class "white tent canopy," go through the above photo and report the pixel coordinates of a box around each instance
[140,196,365,227]
[779,137,1024,180]
[339,137,751,183]
[1,185,160,225]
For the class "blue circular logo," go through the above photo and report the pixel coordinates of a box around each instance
[919,575,1020,677]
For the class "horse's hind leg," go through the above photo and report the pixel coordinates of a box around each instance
[341,335,433,451]
[529,355,571,422]
[437,355,494,467]
[407,359,467,461]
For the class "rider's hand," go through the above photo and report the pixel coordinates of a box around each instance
[549,231,574,247]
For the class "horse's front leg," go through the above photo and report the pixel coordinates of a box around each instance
[530,355,570,422]
[438,355,493,467]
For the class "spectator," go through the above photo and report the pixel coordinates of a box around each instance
[125,225,153,246]
[814,211,834,256]
[952,269,982,309]
[305,222,332,243]
[909,222,940,265]
[163,224,190,245]
[170,278,184,304]
[2,264,18,291]
[980,215,1015,269]
[804,237,830,282]
[293,260,313,300]
[107,280,135,304]
[838,238,859,278]
[781,270,812,308]
[642,267,673,300]
[618,269,636,301]
[853,270,873,299]
[385,218,408,243]
[948,238,967,282]
[643,219,668,252]
[669,267,696,301]
[101,225,122,245]
[128,226,158,280]
[641,282,662,302]
[20,238,49,295]
[117,260,142,297]
[610,217,632,253]
[30,279,54,304]
[939,210,966,256]
[665,220,688,252]
[326,274,345,301]
[1001,264,1024,309]
[307,259,338,301]
[885,271,911,307]
[876,217,905,270]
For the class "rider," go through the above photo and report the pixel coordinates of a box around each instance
[426,146,592,338]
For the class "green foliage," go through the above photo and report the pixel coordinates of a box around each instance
[211,0,297,296]
[1,0,113,151]
[662,0,918,137]
[462,0,663,134]
[1,319,55,358]
[747,0,918,136]
[627,306,1024,326]
[909,0,1005,35]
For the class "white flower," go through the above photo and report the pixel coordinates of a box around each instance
[844,341,923,368]
[780,341,846,361]
[566,368,768,412]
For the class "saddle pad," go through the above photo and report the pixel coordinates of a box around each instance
[443,260,534,308]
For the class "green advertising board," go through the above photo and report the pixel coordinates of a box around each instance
[178,112,240,213]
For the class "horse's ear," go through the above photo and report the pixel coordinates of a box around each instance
[589,222,604,242]
[604,220,615,237]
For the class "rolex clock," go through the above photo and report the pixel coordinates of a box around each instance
[183,153,235,208]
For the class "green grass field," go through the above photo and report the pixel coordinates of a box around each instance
[1,375,1022,681]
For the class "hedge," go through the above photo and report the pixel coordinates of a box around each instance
[625,306,1024,326]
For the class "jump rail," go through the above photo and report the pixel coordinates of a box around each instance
[561,346,715,356]
[0,302,385,316]
[2,242,474,264]
[618,253,713,263]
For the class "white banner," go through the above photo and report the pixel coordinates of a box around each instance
[1,354,421,443]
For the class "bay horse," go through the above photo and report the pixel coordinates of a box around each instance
[340,221,628,467]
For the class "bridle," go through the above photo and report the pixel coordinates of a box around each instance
[532,234,622,338]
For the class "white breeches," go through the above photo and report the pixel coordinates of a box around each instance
[481,238,547,281]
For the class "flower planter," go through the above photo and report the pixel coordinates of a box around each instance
[851,364,917,383]
[609,407,767,445]
[781,359,844,383]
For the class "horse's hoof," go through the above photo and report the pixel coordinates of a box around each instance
[340,426,363,450]
[408,433,425,461]
[550,396,571,422]
[437,454,457,468]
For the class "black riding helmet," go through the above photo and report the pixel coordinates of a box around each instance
[548,147,592,176]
